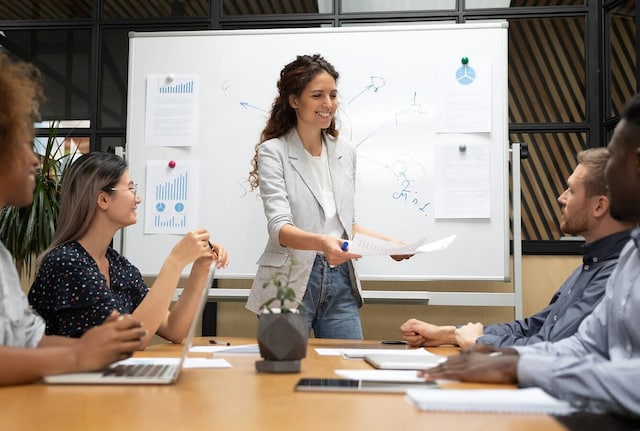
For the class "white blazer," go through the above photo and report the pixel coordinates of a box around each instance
[245,128,362,314]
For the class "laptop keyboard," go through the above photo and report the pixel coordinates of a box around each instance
[103,363,172,378]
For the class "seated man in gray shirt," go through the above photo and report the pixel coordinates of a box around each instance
[422,92,640,418]
[401,147,635,349]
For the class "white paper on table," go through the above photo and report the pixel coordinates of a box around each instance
[190,344,260,354]
[345,233,456,256]
[406,387,576,415]
[183,358,232,369]
[314,348,436,359]
[335,369,425,382]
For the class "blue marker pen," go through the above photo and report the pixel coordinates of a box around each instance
[341,241,349,251]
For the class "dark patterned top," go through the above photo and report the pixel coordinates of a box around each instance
[28,241,148,338]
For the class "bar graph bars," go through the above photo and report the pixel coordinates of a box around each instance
[153,215,186,228]
[153,172,188,228]
[159,80,194,94]
[155,172,188,200]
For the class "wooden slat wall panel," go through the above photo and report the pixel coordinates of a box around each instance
[510,0,583,5]
[609,1,637,116]
[508,16,586,123]
[0,0,92,19]
[102,0,210,18]
[222,0,318,15]
[507,6,636,241]
[510,133,586,241]
[508,16,586,240]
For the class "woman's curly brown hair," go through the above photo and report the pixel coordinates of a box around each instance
[248,54,339,191]
[0,50,44,162]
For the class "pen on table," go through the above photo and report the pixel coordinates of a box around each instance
[209,339,231,346]
[380,340,407,345]
[341,240,349,251]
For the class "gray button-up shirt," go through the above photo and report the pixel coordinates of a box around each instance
[516,228,640,417]
[479,230,631,347]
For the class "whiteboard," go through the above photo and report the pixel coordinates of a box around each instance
[124,23,510,281]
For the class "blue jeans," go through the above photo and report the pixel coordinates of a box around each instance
[300,254,363,340]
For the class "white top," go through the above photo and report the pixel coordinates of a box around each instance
[0,241,45,347]
[305,142,344,239]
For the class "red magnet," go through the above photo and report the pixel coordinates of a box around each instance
[168,160,176,168]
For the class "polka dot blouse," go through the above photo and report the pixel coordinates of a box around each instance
[28,241,149,338]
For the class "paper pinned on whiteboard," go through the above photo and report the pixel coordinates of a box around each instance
[144,73,199,147]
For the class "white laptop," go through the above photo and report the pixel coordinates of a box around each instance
[364,353,446,370]
[43,266,215,385]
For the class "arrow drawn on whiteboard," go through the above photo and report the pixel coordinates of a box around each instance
[354,125,386,149]
[221,80,232,98]
[348,76,387,104]
[239,102,268,113]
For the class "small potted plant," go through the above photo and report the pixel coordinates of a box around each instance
[255,258,308,373]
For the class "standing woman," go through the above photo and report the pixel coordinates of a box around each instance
[246,54,410,339]
[29,152,229,348]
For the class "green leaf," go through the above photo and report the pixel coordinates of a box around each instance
[259,257,305,314]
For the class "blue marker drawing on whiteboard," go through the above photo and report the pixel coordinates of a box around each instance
[239,101,268,113]
[390,160,431,216]
[341,241,350,251]
[394,91,428,126]
[348,76,386,104]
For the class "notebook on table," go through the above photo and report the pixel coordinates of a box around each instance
[364,353,446,370]
[406,387,575,415]
[43,266,215,385]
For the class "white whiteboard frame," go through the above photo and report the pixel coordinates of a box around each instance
[124,24,522,317]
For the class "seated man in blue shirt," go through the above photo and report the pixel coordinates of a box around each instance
[400,148,635,349]
[422,92,640,418]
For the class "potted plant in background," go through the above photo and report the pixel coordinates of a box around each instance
[255,258,308,373]
[0,121,71,278]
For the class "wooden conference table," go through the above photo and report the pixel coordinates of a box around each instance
[0,337,567,431]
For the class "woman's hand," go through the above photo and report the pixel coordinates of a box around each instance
[210,242,229,269]
[321,236,362,267]
[169,228,215,268]
[73,312,147,371]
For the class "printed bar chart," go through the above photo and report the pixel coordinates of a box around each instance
[144,160,198,234]
[153,215,186,228]
[159,80,194,94]
[149,169,191,230]
[155,172,188,200]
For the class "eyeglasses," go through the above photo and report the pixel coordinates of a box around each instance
[107,184,138,198]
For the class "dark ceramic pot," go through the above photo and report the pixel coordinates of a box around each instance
[256,310,308,373]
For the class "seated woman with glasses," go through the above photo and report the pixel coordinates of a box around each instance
[28,152,229,348]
